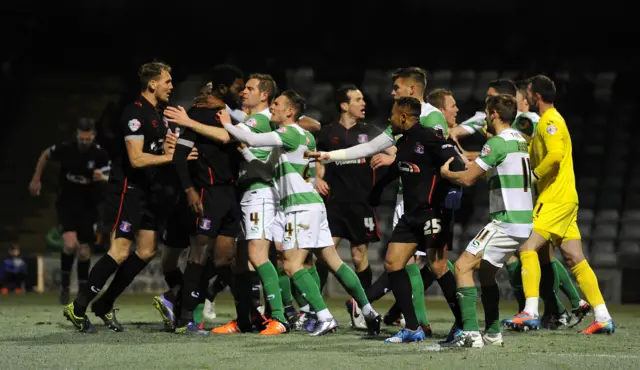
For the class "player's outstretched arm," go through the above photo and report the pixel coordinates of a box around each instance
[164,106,232,143]
[309,132,394,163]
[237,144,274,182]
[298,116,321,133]
[440,158,485,187]
[218,111,283,147]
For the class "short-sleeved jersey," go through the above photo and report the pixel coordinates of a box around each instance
[529,108,578,204]
[174,107,242,190]
[236,108,275,192]
[273,124,323,212]
[475,129,533,238]
[393,124,463,216]
[110,95,174,190]
[383,102,448,139]
[316,122,382,203]
[47,141,110,196]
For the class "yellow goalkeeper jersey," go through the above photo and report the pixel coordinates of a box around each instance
[529,107,579,204]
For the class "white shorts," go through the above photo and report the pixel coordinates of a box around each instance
[465,222,526,268]
[272,209,286,244]
[281,209,334,251]
[394,194,426,257]
[240,188,278,241]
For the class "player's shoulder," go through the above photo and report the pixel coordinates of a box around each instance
[245,113,271,130]
[485,135,508,150]
[538,108,567,135]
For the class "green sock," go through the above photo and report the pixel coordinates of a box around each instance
[292,268,327,312]
[506,260,525,311]
[457,286,480,332]
[277,267,294,306]
[292,283,308,308]
[256,262,286,322]
[447,260,455,274]
[308,265,321,289]
[552,258,581,310]
[481,284,501,334]
[193,303,204,325]
[406,263,428,326]
[334,263,369,308]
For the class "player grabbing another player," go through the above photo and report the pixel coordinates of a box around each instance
[63,62,180,333]
[440,94,531,348]
[509,75,615,335]
[29,118,110,305]
[217,90,382,336]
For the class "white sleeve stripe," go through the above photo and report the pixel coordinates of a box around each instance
[125,135,145,141]
[475,157,491,171]
[99,166,111,173]
[177,138,195,148]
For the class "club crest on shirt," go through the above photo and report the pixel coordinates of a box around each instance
[481,143,491,157]
[119,221,131,233]
[246,118,258,127]
[199,218,211,230]
[414,142,424,154]
[358,134,369,143]
[277,127,287,133]
[128,119,141,132]
[87,160,95,169]
[331,136,340,145]
[546,125,558,135]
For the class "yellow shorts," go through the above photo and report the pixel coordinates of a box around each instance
[532,202,581,244]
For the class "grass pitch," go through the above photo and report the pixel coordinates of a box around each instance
[0,293,637,369]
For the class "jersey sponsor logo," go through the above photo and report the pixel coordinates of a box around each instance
[87,160,95,169]
[65,173,91,185]
[128,119,142,132]
[119,221,132,233]
[398,161,420,173]
[335,158,366,166]
[358,134,369,143]
[481,143,491,157]
[246,118,258,127]
[546,125,558,135]
[414,142,424,154]
[199,218,212,230]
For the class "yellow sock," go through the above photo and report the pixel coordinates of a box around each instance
[571,259,605,307]
[520,250,541,299]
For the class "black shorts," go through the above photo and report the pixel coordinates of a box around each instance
[103,182,173,241]
[326,202,380,245]
[390,207,453,252]
[163,185,240,247]
[56,195,98,245]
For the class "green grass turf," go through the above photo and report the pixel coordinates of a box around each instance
[0,293,637,369]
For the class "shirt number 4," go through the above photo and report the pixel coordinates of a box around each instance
[423,219,441,236]
[364,217,376,232]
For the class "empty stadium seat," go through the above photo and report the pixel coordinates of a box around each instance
[431,70,452,89]
[591,224,618,240]
[598,193,622,209]
[578,223,592,239]
[451,70,475,103]
[618,241,640,255]
[307,83,333,108]
[363,69,386,85]
[622,209,640,222]
[578,209,594,223]
[579,194,596,209]
[595,209,619,224]
[625,192,640,208]
[500,70,518,80]
[593,71,617,104]
[591,241,617,266]
[473,70,498,101]
[602,177,624,191]
[605,163,627,176]
[620,222,640,241]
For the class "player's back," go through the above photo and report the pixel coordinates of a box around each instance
[274,124,323,212]
[530,107,578,204]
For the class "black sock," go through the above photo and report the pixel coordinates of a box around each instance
[388,269,419,330]
[387,301,401,318]
[77,259,90,291]
[356,266,373,291]
[419,265,436,292]
[250,271,262,311]
[366,271,390,303]
[540,263,558,314]
[74,254,119,316]
[92,253,147,315]
[316,262,330,293]
[232,271,253,329]
[163,268,183,302]
[179,262,205,323]
[437,271,463,327]
[209,265,232,300]
[198,261,215,305]
[60,252,75,290]
[481,283,500,332]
